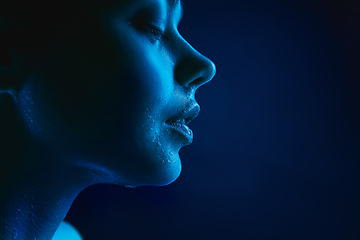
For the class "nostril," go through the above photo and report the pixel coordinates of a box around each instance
[189,60,216,88]
[191,55,216,88]
[189,77,205,89]
[174,38,217,88]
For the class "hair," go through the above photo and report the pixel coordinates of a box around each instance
[0,0,103,50]
[0,0,182,65]
[0,0,101,69]
[0,0,92,28]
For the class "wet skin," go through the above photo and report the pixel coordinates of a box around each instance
[0,0,215,238]
[12,0,215,186]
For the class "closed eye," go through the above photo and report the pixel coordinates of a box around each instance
[132,21,165,42]
[142,24,164,39]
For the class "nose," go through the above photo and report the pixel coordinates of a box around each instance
[174,40,216,89]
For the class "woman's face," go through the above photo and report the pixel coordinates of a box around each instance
[13,0,215,186]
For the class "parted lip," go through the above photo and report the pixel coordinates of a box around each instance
[165,104,200,126]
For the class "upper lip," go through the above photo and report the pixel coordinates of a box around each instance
[166,104,200,125]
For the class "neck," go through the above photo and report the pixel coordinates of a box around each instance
[0,177,77,240]
[0,146,92,240]
[0,146,90,240]
[0,93,92,239]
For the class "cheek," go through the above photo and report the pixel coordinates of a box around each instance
[53,43,170,145]
[108,36,175,119]
[18,28,181,185]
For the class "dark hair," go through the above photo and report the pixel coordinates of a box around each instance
[0,0,88,29]
[0,0,100,49]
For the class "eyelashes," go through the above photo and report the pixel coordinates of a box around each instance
[142,24,164,40]
[132,21,166,42]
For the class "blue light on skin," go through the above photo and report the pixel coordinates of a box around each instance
[52,221,83,240]
[0,0,215,239]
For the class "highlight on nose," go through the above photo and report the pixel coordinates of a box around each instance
[174,44,216,88]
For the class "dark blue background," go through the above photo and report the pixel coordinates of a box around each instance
[65,0,360,239]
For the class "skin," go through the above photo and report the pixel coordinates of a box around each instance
[0,0,215,239]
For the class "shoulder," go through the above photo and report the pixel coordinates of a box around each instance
[52,221,83,240]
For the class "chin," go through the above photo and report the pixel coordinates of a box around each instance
[156,164,182,187]
[99,133,184,187]
[119,156,182,188]
[141,162,182,187]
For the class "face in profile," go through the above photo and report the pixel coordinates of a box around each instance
[5,0,215,187]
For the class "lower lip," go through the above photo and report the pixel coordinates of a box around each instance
[165,121,193,143]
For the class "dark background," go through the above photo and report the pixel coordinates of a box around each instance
[65,0,360,239]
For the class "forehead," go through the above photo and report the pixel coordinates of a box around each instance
[1,0,184,38]
[167,0,181,6]
[93,0,183,18]
[167,0,183,15]
[97,0,184,26]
